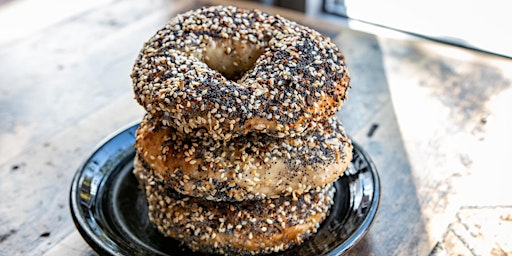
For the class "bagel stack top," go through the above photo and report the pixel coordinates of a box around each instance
[131,5,350,141]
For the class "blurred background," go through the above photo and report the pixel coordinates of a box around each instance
[256,0,512,58]
[2,0,510,58]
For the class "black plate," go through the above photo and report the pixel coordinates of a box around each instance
[70,123,380,256]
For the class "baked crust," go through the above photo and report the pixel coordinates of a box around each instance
[133,156,335,255]
[131,5,350,141]
[131,6,354,254]
[135,114,352,201]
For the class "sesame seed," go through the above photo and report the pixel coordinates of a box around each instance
[132,5,352,254]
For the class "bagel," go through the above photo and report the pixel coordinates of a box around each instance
[131,5,350,140]
[133,157,335,255]
[135,114,352,201]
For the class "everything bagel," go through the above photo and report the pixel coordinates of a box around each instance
[133,156,335,255]
[135,114,352,201]
[131,5,350,140]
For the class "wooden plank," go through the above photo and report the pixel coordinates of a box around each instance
[2,0,512,255]
[42,231,95,256]
[380,36,512,246]
[0,1,197,254]
[0,91,144,256]
[0,0,196,165]
[0,0,111,46]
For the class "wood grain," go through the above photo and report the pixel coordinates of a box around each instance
[1,0,511,255]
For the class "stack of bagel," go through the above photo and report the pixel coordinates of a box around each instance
[131,5,353,255]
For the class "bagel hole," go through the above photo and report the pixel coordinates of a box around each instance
[204,40,265,81]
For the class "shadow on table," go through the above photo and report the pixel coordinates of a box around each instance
[335,28,431,254]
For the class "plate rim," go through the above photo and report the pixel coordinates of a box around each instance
[328,141,381,256]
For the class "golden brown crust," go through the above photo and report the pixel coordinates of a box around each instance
[131,5,350,140]
[130,6,354,255]
[133,157,335,255]
[135,114,352,201]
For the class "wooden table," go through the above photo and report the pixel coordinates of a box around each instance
[1,0,511,255]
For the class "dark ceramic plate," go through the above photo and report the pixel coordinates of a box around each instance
[70,123,380,256]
